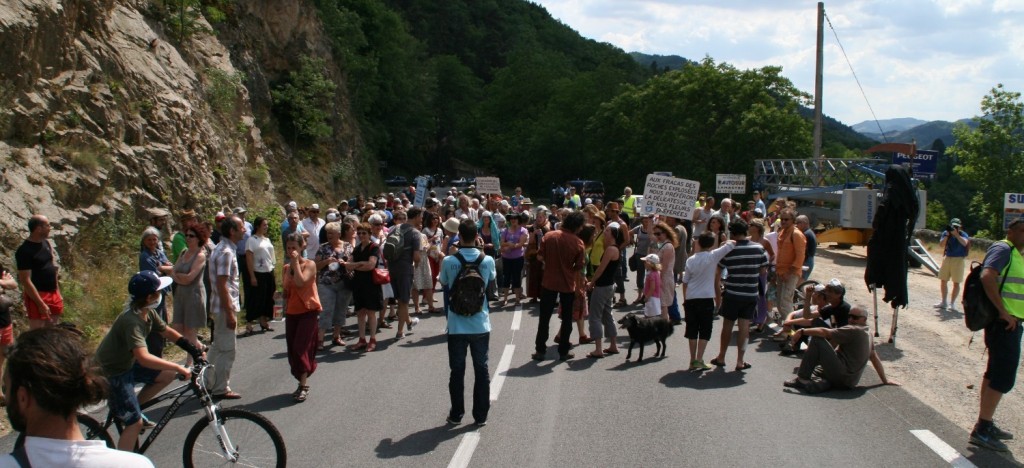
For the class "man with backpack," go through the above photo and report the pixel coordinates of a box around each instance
[440,219,495,427]
[385,208,423,338]
[970,218,1024,452]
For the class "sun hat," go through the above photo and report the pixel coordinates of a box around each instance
[128,270,173,301]
[641,253,660,265]
[442,217,461,233]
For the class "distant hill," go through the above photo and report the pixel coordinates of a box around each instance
[629,52,694,71]
[852,117,928,135]
[864,119,978,147]
[796,106,878,151]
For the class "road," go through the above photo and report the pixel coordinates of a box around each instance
[2,281,1018,467]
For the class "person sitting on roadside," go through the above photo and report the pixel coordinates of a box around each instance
[95,271,205,451]
[3,327,154,467]
[783,305,898,393]
[773,283,827,341]
[779,279,851,354]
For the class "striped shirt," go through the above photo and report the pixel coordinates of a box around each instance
[718,239,768,299]
[208,239,240,314]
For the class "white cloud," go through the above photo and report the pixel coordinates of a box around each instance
[532,0,1024,124]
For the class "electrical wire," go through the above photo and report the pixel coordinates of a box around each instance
[824,11,887,143]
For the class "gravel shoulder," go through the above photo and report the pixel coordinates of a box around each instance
[811,244,1024,459]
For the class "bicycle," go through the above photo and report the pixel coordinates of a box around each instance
[75,362,286,467]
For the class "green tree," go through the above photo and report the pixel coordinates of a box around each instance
[271,56,337,144]
[587,57,812,193]
[949,84,1024,236]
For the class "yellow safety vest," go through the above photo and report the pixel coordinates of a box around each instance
[623,195,637,217]
[999,241,1024,319]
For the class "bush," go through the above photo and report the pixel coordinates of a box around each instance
[925,199,948,231]
[271,56,337,145]
[205,68,245,113]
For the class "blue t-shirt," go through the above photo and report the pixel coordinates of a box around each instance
[941,230,970,257]
[439,247,495,334]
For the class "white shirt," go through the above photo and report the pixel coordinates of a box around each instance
[0,436,153,467]
[245,235,276,273]
[765,232,779,265]
[300,217,326,259]
[692,208,712,238]
[682,243,735,299]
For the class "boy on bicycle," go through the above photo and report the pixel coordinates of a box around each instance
[95,271,205,451]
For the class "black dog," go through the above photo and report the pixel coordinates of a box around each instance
[617,313,674,362]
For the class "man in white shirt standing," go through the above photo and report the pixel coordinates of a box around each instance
[2,327,153,467]
[301,204,327,260]
[681,232,735,370]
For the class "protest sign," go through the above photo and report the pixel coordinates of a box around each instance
[716,174,746,195]
[475,177,501,195]
[642,174,700,219]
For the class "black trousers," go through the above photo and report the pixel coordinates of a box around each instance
[535,288,575,356]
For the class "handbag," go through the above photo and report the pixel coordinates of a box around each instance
[372,267,390,285]
[628,252,640,272]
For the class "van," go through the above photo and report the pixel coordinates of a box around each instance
[568,179,605,203]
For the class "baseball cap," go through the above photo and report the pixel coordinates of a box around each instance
[326,212,338,222]
[233,206,247,215]
[215,212,226,221]
[286,201,298,211]
[824,278,845,295]
[950,218,962,227]
[310,203,320,211]
[128,270,173,301]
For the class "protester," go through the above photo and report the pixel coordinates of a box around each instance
[171,225,208,365]
[421,211,444,313]
[348,223,384,351]
[970,218,1024,452]
[533,211,586,361]
[682,233,736,371]
[499,212,529,305]
[630,215,655,305]
[16,215,64,330]
[641,254,663,317]
[139,227,172,357]
[585,222,623,358]
[440,219,495,427]
[525,206,552,304]
[710,220,768,372]
[206,216,243,400]
[652,221,679,322]
[796,215,817,280]
[232,207,254,320]
[4,327,154,467]
[748,219,776,333]
[774,209,807,319]
[390,208,423,338]
[244,217,276,335]
[314,222,353,349]
[170,209,197,263]
[282,233,321,403]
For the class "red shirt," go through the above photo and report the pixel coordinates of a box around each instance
[539,229,586,293]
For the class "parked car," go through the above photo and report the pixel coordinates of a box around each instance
[568,179,605,203]
[384,176,409,187]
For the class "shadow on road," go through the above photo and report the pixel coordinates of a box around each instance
[606,355,669,370]
[504,360,556,378]
[375,424,476,459]
[965,444,1022,467]
[237,393,299,413]
[658,369,746,389]
[399,332,447,348]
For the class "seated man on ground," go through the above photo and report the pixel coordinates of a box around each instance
[773,283,827,341]
[777,279,851,354]
[783,306,898,393]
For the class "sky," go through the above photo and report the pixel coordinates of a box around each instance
[531,0,1024,126]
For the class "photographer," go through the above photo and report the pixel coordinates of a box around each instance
[934,217,970,312]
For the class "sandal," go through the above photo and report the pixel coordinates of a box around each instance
[366,338,377,352]
[294,385,309,403]
[709,358,726,367]
[260,324,275,333]
[579,336,594,345]
[586,352,605,359]
[736,362,752,371]
[603,348,620,355]
[350,339,367,350]
[332,338,345,347]
[378,321,393,329]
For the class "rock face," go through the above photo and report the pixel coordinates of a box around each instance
[0,0,366,260]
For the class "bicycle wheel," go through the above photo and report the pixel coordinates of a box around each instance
[183,408,286,468]
[77,414,114,448]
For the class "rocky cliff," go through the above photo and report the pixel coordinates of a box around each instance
[0,0,370,257]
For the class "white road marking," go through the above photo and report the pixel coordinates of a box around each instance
[490,344,515,401]
[447,431,481,468]
[910,430,977,468]
[511,305,523,330]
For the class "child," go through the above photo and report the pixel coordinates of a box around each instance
[642,254,662,317]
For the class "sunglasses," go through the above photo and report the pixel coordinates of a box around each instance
[185,234,197,238]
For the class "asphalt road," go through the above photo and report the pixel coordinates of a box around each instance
[2,281,1019,467]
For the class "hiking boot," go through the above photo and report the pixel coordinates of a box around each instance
[971,425,1010,452]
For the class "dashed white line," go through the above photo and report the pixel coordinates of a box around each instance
[447,431,481,468]
[511,305,523,330]
[910,430,977,468]
[490,344,515,401]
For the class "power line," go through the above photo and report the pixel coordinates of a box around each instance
[824,11,887,143]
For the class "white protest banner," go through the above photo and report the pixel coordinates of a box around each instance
[1005,193,1024,231]
[642,174,700,219]
[414,176,428,207]
[475,177,501,195]
[716,174,746,194]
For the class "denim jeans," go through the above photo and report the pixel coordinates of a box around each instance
[448,333,490,424]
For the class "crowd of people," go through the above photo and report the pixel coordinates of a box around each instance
[2,180,1024,463]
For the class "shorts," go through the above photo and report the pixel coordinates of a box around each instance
[0,324,12,347]
[719,295,757,321]
[938,256,966,283]
[684,298,715,341]
[24,290,63,320]
[107,363,162,426]
[389,270,413,303]
[984,318,1024,394]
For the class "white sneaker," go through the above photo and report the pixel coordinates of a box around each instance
[933,302,947,310]
[948,305,959,313]
[408,317,420,330]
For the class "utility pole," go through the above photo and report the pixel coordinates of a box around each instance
[812,2,824,168]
